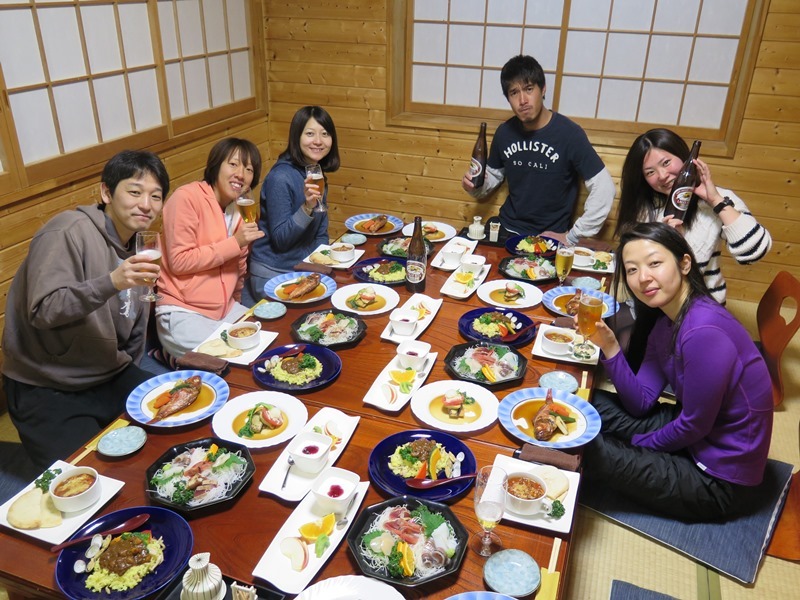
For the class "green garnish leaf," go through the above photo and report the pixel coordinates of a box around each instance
[34,468,62,492]
[549,499,566,519]
[411,504,446,537]
[315,533,330,558]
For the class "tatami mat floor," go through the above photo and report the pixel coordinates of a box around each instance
[0,300,798,599]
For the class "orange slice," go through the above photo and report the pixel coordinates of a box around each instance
[454,272,474,285]
[428,447,442,480]
[397,541,415,576]
[389,369,416,385]
[298,513,336,543]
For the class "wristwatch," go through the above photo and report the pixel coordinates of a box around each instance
[713,196,735,215]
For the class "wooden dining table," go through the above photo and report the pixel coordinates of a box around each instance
[0,230,609,600]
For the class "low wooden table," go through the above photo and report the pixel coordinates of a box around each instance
[0,234,605,599]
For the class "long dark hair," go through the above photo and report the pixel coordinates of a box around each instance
[280,106,340,172]
[203,138,262,188]
[614,222,712,369]
[615,129,698,237]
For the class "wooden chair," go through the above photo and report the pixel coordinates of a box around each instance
[756,271,800,407]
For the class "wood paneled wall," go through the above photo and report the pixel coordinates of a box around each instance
[264,0,799,303]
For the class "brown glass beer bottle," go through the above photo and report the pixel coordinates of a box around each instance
[469,122,487,188]
[405,216,426,293]
[664,140,701,220]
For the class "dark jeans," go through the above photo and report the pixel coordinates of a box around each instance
[582,390,737,521]
[4,365,153,471]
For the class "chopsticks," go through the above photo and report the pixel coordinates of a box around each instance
[70,417,130,465]
[235,299,267,324]
[548,536,561,573]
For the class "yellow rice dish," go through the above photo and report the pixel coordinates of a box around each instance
[85,533,165,593]
[271,355,323,385]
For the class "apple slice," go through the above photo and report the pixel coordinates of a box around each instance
[280,536,308,571]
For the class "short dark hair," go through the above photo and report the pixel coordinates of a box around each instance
[613,222,712,368]
[279,106,341,172]
[101,150,170,199]
[616,128,696,236]
[203,138,263,189]
[500,55,546,99]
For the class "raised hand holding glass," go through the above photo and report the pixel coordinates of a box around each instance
[135,231,162,302]
[305,164,326,213]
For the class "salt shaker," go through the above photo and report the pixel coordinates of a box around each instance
[181,552,226,600]
[468,216,485,240]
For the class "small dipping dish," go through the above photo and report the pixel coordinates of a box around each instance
[484,549,540,597]
[97,425,147,457]
[539,370,579,393]
[571,276,601,290]
[341,233,367,246]
[254,301,287,320]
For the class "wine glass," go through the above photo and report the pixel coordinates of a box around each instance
[305,164,326,213]
[235,187,258,223]
[135,231,162,302]
[471,465,507,557]
[575,294,603,359]
[555,244,574,286]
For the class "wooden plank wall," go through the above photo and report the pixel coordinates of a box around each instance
[264,0,799,303]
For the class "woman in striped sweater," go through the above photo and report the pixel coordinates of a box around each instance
[616,128,771,304]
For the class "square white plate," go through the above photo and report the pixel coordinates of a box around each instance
[362,352,438,413]
[493,453,580,534]
[252,481,369,594]
[379,294,443,343]
[440,264,492,299]
[0,460,125,544]
[302,244,365,269]
[431,237,478,271]
[532,324,599,366]
[192,322,279,366]
[258,407,360,501]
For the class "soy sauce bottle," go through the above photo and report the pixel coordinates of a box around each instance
[405,216,427,293]
[469,122,487,188]
[664,140,701,220]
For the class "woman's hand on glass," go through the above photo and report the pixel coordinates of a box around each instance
[584,319,621,359]
[234,222,264,248]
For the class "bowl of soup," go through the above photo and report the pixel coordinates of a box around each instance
[49,466,101,513]
[505,472,552,516]
[572,247,594,267]
[330,243,355,263]
[541,328,575,355]
[226,322,262,349]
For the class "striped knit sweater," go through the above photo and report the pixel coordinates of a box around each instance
[652,187,771,303]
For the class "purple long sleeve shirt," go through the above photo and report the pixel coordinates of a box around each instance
[602,297,773,486]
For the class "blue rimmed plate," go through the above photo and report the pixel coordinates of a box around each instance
[55,506,193,600]
[458,307,536,348]
[498,387,601,449]
[352,257,407,286]
[126,370,229,428]
[345,213,403,236]
[542,286,619,318]
[251,344,341,392]
[264,272,336,304]
[504,234,558,257]
[368,429,477,502]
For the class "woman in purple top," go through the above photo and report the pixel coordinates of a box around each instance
[583,222,773,520]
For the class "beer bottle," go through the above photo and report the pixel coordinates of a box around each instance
[664,140,701,220]
[469,122,487,188]
[405,216,427,293]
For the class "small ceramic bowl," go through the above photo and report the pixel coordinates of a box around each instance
[329,243,355,262]
[389,308,419,337]
[505,471,552,516]
[226,322,261,349]
[484,549,541,597]
[396,340,431,370]
[440,247,466,269]
[287,431,332,474]
[541,328,575,355]
[460,254,486,274]
[572,247,594,267]
[49,466,102,513]
[254,301,287,320]
[311,467,359,514]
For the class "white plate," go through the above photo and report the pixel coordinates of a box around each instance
[431,237,478,271]
[477,279,543,309]
[192,322,279,366]
[492,453,580,535]
[297,575,404,600]
[0,460,124,545]
[211,391,308,448]
[258,407,360,501]
[252,481,370,594]
[379,293,443,343]
[410,380,499,433]
[330,283,400,316]
[362,352,438,413]
[440,264,492,299]
[532,324,599,366]
[401,221,457,242]
[302,244,365,270]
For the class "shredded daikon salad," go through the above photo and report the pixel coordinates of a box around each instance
[359,503,459,581]
[149,444,248,507]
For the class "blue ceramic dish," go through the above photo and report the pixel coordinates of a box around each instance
[484,549,541,597]
[251,344,341,392]
[457,307,536,348]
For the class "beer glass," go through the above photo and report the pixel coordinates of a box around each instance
[135,231,162,302]
[555,245,574,286]
[235,187,258,223]
[575,295,603,359]
[305,164,326,213]
[471,465,507,556]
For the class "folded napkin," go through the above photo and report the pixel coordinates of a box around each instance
[519,443,581,472]
[552,316,575,329]
[293,261,333,275]
[176,351,229,376]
